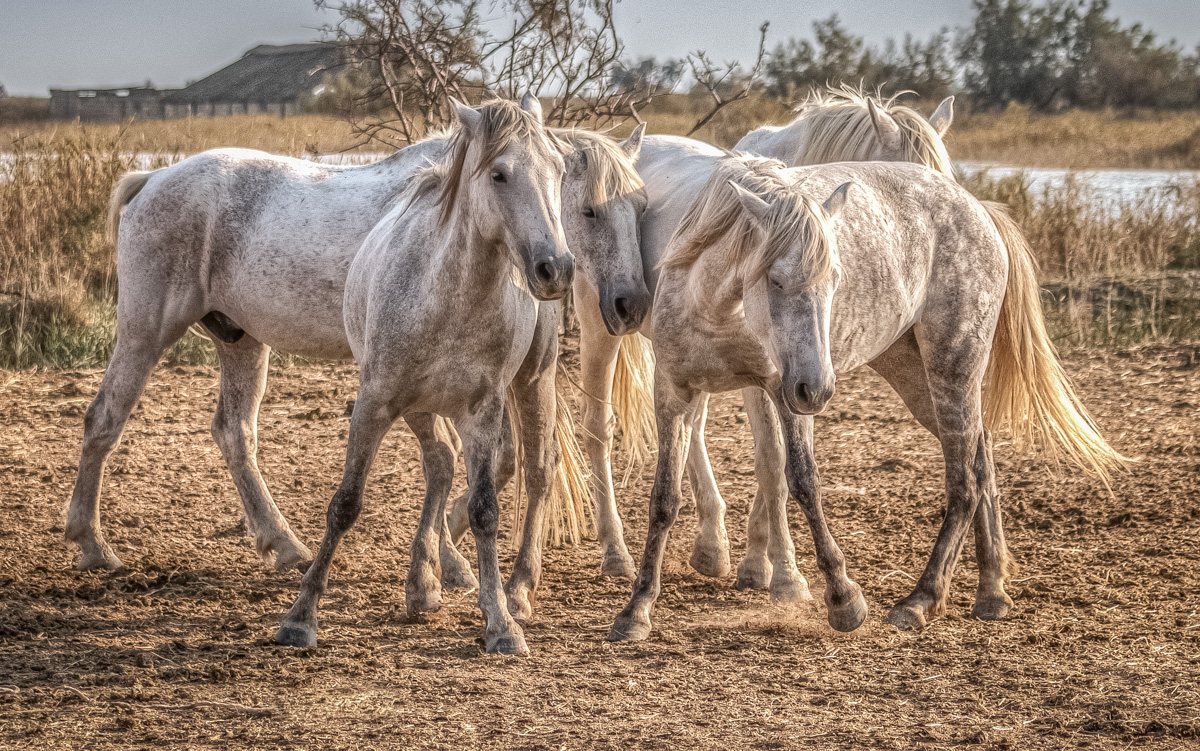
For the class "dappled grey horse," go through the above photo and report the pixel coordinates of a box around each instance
[274,98,575,655]
[609,154,1123,641]
[577,86,957,588]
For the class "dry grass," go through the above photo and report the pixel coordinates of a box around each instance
[0,115,373,157]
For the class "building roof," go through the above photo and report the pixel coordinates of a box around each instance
[165,43,348,104]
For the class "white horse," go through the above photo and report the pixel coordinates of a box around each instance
[575,87,959,592]
[609,154,1124,640]
[275,98,574,656]
[66,97,646,609]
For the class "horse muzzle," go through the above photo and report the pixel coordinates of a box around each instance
[781,369,836,415]
[600,283,652,336]
[526,251,575,301]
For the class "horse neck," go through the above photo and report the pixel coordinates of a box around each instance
[679,246,749,327]
[434,184,516,299]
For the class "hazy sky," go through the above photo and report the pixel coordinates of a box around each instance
[2,0,1197,96]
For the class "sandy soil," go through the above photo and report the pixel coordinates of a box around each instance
[1,345,1198,750]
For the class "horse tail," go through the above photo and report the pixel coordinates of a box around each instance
[980,200,1127,487]
[507,371,593,548]
[107,171,155,243]
[612,332,657,471]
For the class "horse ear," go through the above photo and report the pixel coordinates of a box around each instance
[621,123,646,162]
[822,182,852,219]
[729,181,772,223]
[866,98,901,145]
[450,98,482,135]
[520,92,544,123]
[929,96,954,136]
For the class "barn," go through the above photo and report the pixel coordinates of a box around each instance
[162,43,349,119]
[48,43,348,121]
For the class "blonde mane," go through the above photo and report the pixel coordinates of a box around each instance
[404,99,560,225]
[554,128,647,217]
[664,154,836,289]
[791,85,955,178]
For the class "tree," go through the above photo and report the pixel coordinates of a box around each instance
[763,15,954,101]
[318,0,768,145]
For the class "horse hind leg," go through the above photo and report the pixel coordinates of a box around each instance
[882,323,994,631]
[403,413,458,616]
[869,329,1013,623]
[65,316,190,570]
[211,335,311,572]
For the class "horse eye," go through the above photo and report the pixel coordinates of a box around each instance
[582,206,596,218]
[491,170,506,183]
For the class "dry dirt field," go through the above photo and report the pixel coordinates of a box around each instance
[1,345,1198,750]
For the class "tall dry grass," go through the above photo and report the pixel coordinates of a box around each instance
[2,106,1199,370]
[964,169,1200,345]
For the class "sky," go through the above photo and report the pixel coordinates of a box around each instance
[1,0,1197,96]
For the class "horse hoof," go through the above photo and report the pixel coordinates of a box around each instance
[441,564,479,591]
[884,603,927,631]
[405,588,443,617]
[271,541,313,573]
[600,551,636,579]
[971,594,1014,621]
[486,633,529,656]
[275,621,317,648]
[608,613,652,642]
[735,561,772,591]
[827,588,869,632]
[689,544,731,579]
[769,576,814,606]
[505,588,534,622]
[78,550,124,572]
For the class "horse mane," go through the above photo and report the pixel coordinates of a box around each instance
[663,153,836,289]
[791,85,955,178]
[404,99,560,225]
[554,128,647,217]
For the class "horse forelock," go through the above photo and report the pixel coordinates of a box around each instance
[556,129,647,217]
[792,85,954,178]
[665,155,835,289]
[431,99,561,224]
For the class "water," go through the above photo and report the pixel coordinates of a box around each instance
[957,161,1200,206]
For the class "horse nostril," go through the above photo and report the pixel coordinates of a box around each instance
[614,297,629,320]
[535,261,555,284]
[796,382,812,405]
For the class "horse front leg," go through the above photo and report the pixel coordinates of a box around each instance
[740,388,810,604]
[685,393,731,578]
[778,409,867,632]
[577,305,636,578]
[505,300,562,621]
[608,382,697,642]
[457,395,528,655]
[211,335,311,572]
[275,383,401,648]
[442,414,513,590]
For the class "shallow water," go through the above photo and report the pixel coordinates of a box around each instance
[957,161,1200,205]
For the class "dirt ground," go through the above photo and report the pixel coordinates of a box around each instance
[1,344,1198,750]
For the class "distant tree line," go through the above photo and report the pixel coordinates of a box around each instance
[616,0,1200,111]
